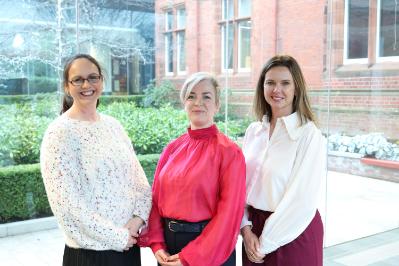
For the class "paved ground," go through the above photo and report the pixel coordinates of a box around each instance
[1,171,398,265]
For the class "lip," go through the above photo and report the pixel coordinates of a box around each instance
[79,90,95,96]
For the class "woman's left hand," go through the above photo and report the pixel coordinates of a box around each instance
[162,254,183,266]
[124,216,144,238]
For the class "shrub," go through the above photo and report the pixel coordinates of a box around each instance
[0,101,249,166]
[100,103,188,154]
[142,80,179,108]
[0,154,160,223]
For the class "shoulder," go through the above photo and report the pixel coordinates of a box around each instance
[100,113,123,128]
[216,132,244,159]
[163,133,188,154]
[44,115,71,138]
[300,121,325,145]
[245,121,263,134]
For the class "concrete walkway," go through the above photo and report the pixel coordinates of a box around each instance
[1,171,398,265]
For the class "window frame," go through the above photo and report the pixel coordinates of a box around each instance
[343,0,369,65]
[376,0,399,63]
[177,30,187,74]
[237,19,251,72]
[220,0,251,73]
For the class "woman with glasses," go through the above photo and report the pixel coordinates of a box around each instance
[40,54,151,266]
[139,72,246,266]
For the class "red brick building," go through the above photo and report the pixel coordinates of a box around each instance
[154,0,399,139]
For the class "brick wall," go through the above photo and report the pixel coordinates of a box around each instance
[154,0,399,139]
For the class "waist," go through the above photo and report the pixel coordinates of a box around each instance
[163,218,210,233]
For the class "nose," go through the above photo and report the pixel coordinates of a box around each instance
[194,97,203,105]
[272,84,282,92]
[81,79,91,88]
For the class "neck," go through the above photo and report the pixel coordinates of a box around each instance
[67,104,99,122]
[190,122,214,130]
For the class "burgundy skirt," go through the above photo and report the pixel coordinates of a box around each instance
[242,206,323,266]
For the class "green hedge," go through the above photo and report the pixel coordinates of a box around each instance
[0,93,144,106]
[0,154,159,223]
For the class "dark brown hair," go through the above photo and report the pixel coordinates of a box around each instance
[253,54,316,126]
[61,54,103,114]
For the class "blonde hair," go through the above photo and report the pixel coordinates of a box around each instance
[180,72,221,104]
[253,54,316,126]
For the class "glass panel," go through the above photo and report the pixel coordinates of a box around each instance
[238,0,251,17]
[346,0,369,59]
[221,23,234,70]
[165,33,173,73]
[378,0,399,57]
[325,0,399,264]
[222,0,234,20]
[165,10,173,30]
[177,31,186,73]
[177,8,186,29]
[238,20,251,70]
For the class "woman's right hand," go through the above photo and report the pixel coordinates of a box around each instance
[241,225,264,263]
[155,249,170,265]
[124,234,137,250]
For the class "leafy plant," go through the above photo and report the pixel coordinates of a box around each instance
[142,80,179,108]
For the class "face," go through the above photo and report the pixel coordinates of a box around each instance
[65,58,103,110]
[263,66,295,118]
[184,80,220,130]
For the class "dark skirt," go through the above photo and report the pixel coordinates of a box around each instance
[63,244,141,266]
[242,206,323,266]
[163,218,236,266]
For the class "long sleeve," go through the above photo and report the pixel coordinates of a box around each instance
[138,144,173,252]
[240,123,259,229]
[258,126,327,254]
[40,127,129,251]
[119,124,152,224]
[179,148,246,266]
[131,151,152,224]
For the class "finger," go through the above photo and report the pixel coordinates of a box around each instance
[167,254,179,261]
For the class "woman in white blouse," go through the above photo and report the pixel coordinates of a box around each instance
[241,55,326,266]
[40,54,152,266]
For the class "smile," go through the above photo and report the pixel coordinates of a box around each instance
[80,90,95,96]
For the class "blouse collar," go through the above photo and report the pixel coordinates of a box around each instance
[261,112,308,140]
[188,124,218,139]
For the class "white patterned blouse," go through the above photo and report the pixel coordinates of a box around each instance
[40,113,152,252]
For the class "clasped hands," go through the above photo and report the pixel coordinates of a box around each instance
[155,249,183,266]
[241,225,265,264]
[123,216,144,250]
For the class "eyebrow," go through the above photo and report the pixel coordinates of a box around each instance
[189,91,213,95]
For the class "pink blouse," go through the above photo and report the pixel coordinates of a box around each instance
[140,124,246,266]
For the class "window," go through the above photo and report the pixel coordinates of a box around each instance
[165,32,173,74]
[163,7,186,75]
[238,0,251,17]
[177,8,187,73]
[220,0,251,72]
[377,0,399,62]
[344,0,369,64]
[238,20,251,70]
[222,23,234,70]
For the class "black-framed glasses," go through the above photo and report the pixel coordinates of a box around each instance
[69,74,102,86]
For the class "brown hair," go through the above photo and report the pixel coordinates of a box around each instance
[61,54,103,114]
[253,54,316,126]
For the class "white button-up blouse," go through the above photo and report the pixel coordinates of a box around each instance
[241,112,327,255]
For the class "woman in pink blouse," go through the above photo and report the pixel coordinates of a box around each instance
[240,55,326,265]
[140,72,246,266]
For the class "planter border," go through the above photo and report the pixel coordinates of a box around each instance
[361,157,399,170]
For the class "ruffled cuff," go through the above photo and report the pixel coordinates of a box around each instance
[259,237,280,255]
[112,227,130,252]
[150,242,167,254]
